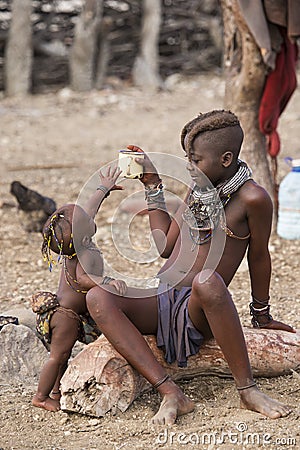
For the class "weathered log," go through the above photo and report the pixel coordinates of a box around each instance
[60,328,300,417]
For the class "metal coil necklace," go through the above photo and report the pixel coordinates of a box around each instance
[182,160,252,249]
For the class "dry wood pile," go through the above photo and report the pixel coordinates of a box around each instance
[0,0,222,91]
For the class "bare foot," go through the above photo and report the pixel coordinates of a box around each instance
[240,386,292,418]
[32,394,60,412]
[150,386,194,425]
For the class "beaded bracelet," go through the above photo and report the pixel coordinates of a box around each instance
[249,302,273,328]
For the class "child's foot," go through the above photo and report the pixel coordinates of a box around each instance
[240,386,292,418]
[150,388,194,425]
[32,394,60,412]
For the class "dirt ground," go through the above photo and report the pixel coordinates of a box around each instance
[0,73,300,450]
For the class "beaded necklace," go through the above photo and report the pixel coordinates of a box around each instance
[63,257,88,294]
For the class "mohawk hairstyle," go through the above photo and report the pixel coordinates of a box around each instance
[180,110,241,154]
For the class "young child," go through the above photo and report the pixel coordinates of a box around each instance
[85,110,295,425]
[32,165,127,412]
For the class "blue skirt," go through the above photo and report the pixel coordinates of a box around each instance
[156,283,204,367]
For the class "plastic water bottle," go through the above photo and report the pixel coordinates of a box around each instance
[277,157,300,239]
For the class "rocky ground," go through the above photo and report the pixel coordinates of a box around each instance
[0,73,299,449]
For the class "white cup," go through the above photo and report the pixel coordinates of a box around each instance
[118,150,144,179]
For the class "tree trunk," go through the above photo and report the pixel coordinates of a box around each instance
[69,0,103,92]
[4,0,32,97]
[220,0,274,199]
[94,17,112,90]
[60,329,300,417]
[132,0,163,90]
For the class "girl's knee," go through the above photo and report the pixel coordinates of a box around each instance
[86,286,114,317]
[48,351,70,367]
[192,269,224,291]
[87,286,104,308]
[192,270,228,307]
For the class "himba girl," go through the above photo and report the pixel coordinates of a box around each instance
[84,110,295,425]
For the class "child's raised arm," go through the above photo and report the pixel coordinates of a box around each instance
[84,165,123,219]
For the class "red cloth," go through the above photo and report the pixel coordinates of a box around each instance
[259,28,298,158]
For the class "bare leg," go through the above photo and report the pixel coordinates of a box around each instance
[188,270,292,418]
[32,312,78,412]
[49,363,67,400]
[86,286,194,424]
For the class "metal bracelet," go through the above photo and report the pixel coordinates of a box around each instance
[147,188,164,198]
[97,185,110,197]
[146,190,167,212]
[101,276,115,285]
[251,294,270,306]
[251,304,269,312]
[144,179,163,191]
[145,183,164,198]
[249,302,273,328]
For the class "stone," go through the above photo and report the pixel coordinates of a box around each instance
[0,324,48,385]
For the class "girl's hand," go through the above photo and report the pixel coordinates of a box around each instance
[109,279,127,296]
[99,165,123,192]
[126,145,161,186]
[259,319,296,333]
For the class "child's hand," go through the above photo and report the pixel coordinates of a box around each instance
[99,165,123,192]
[109,279,127,296]
[126,145,161,187]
